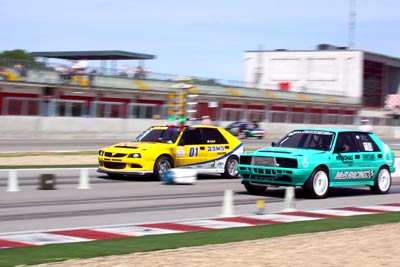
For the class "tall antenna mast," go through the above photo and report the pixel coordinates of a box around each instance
[348,0,357,48]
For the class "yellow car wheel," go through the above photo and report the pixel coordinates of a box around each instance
[154,155,173,180]
[224,156,239,178]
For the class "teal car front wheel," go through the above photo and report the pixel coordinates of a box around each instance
[243,182,267,195]
[371,167,391,194]
[304,167,329,199]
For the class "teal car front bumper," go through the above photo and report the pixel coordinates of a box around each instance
[238,164,311,186]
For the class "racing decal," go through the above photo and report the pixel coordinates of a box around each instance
[189,147,199,157]
[207,145,225,152]
[336,155,353,161]
[216,161,225,172]
[362,154,375,161]
[183,161,215,169]
[176,147,184,157]
[180,143,244,168]
[334,170,375,180]
[363,142,373,152]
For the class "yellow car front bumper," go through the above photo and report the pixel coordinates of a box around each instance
[98,156,154,175]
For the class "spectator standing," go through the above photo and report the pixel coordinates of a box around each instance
[134,65,146,79]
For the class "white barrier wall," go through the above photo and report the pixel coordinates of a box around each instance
[0,116,397,139]
[0,116,165,139]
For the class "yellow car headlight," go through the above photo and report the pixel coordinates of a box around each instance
[128,153,141,158]
[98,150,104,156]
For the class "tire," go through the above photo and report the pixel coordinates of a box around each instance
[154,155,173,180]
[243,182,267,195]
[224,156,239,178]
[304,167,329,199]
[371,167,391,194]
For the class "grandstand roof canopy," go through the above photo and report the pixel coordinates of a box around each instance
[31,50,155,60]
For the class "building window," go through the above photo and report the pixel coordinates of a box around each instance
[128,103,161,119]
[363,60,384,107]
[1,97,40,116]
[221,108,243,121]
[247,109,265,122]
[91,101,125,118]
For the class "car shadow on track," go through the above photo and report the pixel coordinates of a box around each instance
[237,187,375,199]
[96,173,230,182]
[96,174,156,182]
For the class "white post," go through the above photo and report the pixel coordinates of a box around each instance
[7,170,19,192]
[78,168,90,189]
[283,186,296,211]
[220,189,234,217]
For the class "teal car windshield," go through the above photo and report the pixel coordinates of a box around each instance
[279,130,334,151]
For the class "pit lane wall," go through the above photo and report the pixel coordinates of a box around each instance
[0,116,398,140]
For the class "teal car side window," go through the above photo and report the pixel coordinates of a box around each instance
[353,133,380,152]
[334,133,358,153]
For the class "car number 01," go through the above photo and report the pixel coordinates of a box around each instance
[189,147,199,157]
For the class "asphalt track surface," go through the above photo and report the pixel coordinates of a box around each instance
[1,138,400,152]
[1,136,400,233]
[1,169,400,233]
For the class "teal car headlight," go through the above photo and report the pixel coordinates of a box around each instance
[128,153,141,158]
[301,156,309,168]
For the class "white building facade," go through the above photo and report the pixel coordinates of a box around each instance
[244,45,400,108]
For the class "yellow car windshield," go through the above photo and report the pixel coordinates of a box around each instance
[136,128,181,143]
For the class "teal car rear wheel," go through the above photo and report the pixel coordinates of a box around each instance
[371,167,391,194]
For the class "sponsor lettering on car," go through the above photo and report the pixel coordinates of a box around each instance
[334,170,375,179]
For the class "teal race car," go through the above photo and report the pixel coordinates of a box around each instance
[238,128,395,198]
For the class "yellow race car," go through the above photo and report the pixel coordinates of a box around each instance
[98,125,244,179]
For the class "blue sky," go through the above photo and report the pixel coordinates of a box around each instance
[1,0,399,80]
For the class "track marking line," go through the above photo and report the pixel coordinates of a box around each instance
[49,229,129,240]
[93,226,181,236]
[1,204,399,250]
[310,209,371,217]
[138,223,211,232]
[334,207,386,213]
[213,216,282,225]
[0,239,34,249]
[279,211,338,219]
[182,219,252,229]
[0,232,88,246]
[245,214,319,222]
[364,205,400,212]
[382,203,400,207]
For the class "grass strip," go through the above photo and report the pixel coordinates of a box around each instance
[0,151,97,158]
[0,212,399,266]
[0,164,98,169]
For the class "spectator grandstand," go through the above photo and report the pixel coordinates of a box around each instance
[0,49,397,126]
